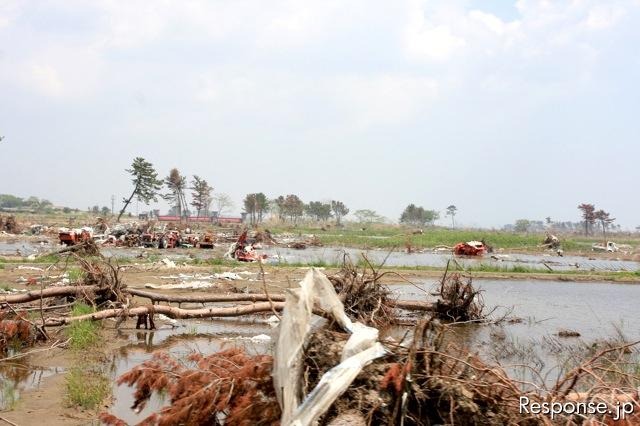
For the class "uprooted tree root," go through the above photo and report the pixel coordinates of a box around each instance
[73,254,126,306]
[433,271,485,322]
[328,256,396,327]
[327,256,486,326]
[0,215,20,234]
[303,320,640,425]
[0,314,39,356]
[100,348,281,426]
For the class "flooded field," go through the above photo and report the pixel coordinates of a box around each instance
[264,246,640,272]
[2,240,638,273]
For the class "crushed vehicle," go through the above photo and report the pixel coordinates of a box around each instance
[453,240,488,256]
[227,230,268,262]
[592,241,619,252]
[541,232,561,249]
[58,227,93,246]
[198,233,215,249]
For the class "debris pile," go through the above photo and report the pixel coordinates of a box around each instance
[328,258,395,327]
[433,271,484,322]
[453,240,488,256]
[592,241,619,252]
[226,230,268,262]
[0,314,38,355]
[58,227,93,246]
[0,215,20,234]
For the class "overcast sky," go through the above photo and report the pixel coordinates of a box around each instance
[1,0,638,228]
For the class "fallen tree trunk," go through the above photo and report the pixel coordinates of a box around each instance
[126,288,436,312]
[45,302,287,326]
[0,285,103,304]
[2,287,436,313]
[125,288,285,304]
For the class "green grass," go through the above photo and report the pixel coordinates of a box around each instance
[277,259,332,268]
[0,283,11,291]
[0,381,18,410]
[66,268,84,283]
[267,224,639,252]
[65,366,110,409]
[32,253,61,263]
[67,303,100,350]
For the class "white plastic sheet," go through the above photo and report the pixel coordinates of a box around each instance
[274,268,386,426]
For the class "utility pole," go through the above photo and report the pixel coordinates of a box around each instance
[111,195,115,216]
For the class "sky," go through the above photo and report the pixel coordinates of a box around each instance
[1,0,639,228]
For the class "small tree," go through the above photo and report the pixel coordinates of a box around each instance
[164,168,188,219]
[255,193,269,223]
[273,196,286,221]
[577,203,596,235]
[243,193,269,224]
[354,209,382,224]
[331,200,349,226]
[594,210,615,245]
[212,193,234,217]
[118,157,163,222]
[190,176,213,217]
[243,194,258,225]
[284,194,304,223]
[445,205,457,229]
[101,206,110,216]
[514,219,531,233]
[400,204,438,227]
[306,201,332,221]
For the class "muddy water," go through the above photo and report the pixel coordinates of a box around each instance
[263,246,640,272]
[0,241,53,256]
[396,279,640,341]
[395,279,640,387]
[0,363,65,410]
[3,240,638,272]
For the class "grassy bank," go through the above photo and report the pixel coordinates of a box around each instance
[65,302,110,410]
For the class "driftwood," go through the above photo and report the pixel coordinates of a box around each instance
[44,302,287,326]
[2,286,437,315]
[126,288,284,304]
[0,286,105,304]
[126,288,436,312]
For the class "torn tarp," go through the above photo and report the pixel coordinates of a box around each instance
[274,268,386,426]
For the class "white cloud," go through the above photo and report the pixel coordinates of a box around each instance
[332,75,439,128]
[584,5,626,30]
[405,19,466,62]
[28,64,64,97]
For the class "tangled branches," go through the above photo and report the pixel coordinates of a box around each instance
[327,256,396,327]
[0,312,40,356]
[432,271,485,322]
[0,215,20,234]
[72,255,127,307]
[101,348,280,426]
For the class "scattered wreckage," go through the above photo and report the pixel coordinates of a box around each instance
[453,240,489,256]
[592,241,620,252]
[226,230,268,262]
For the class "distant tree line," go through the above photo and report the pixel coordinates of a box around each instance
[241,194,352,226]
[0,194,55,212]
[399,204,440,227]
